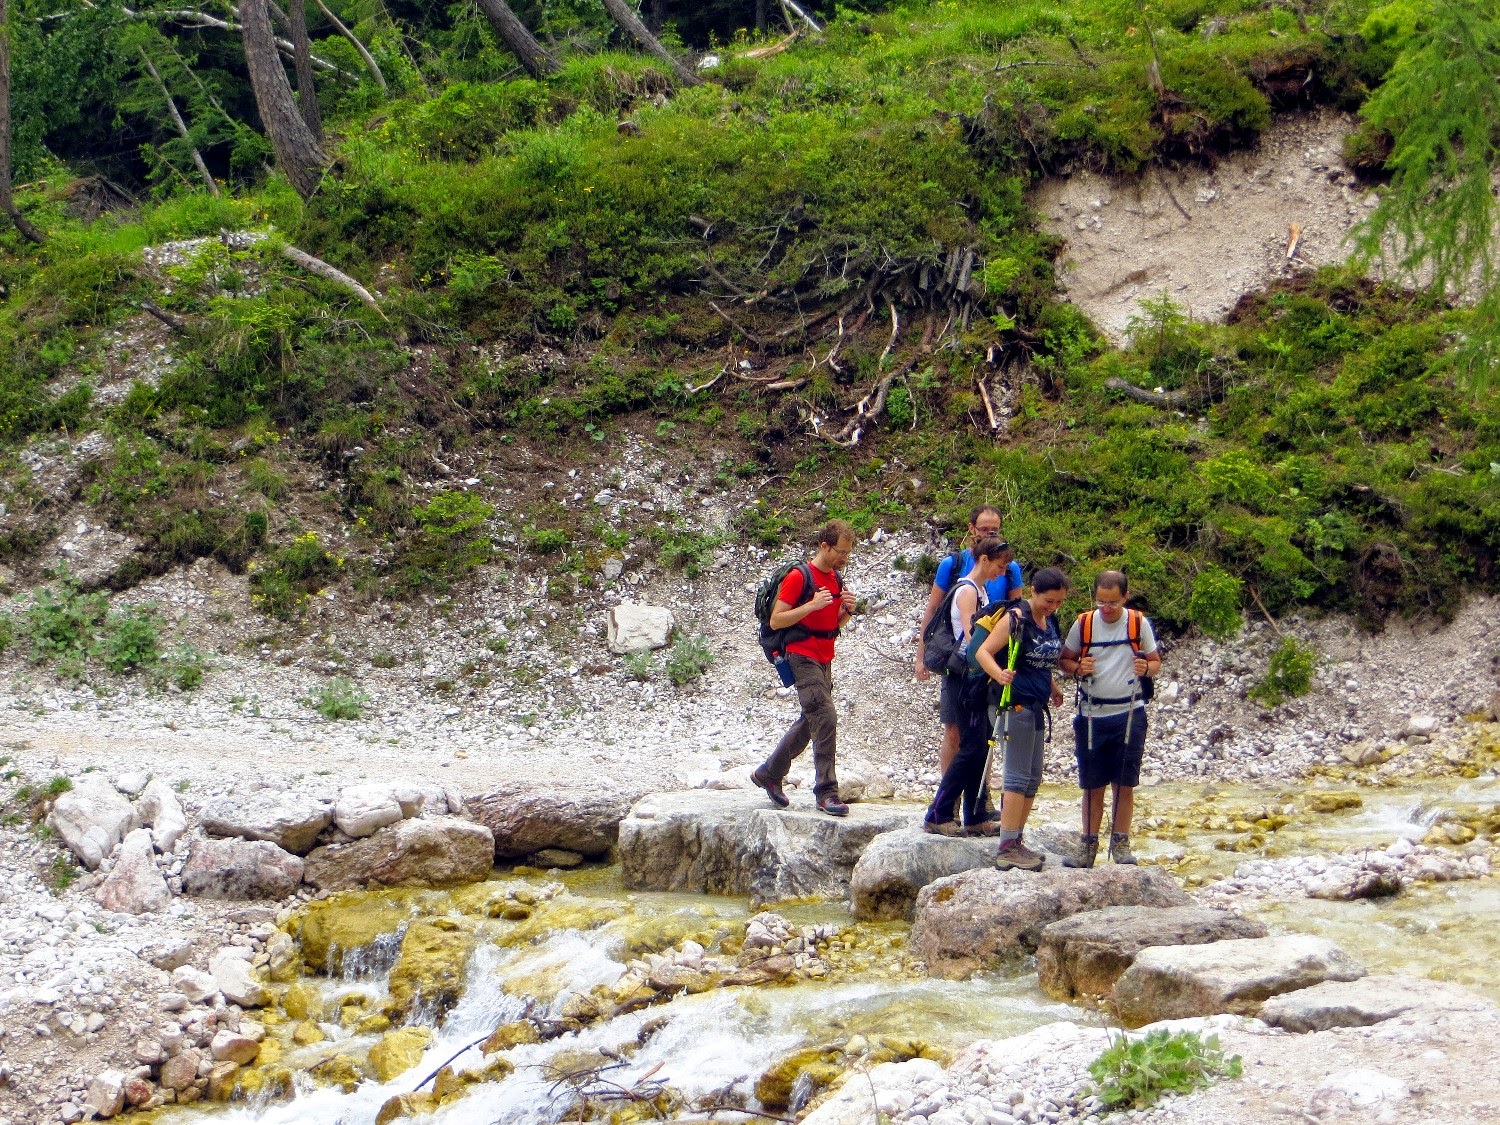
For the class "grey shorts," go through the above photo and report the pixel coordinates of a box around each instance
[939,673,964,727]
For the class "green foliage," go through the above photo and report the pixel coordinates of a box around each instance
[525,527,569,555]
[623,650,655,681]
[46,852,79,894]
[44,776,73,798]
[95,605,161,674]
[651,525,726,579]
[159,644,208,692]
[1249,636,1319,706]
[1187,567,1244,640]
[1351,0,1500,387]
[398,491,496,589]
[665,634,715,687]
[1088,1029,1243,1111]
[305,677,368,721]
[19,576,107,674]
[250,533,341,620]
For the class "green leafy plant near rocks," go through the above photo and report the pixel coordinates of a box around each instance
[306,677,368,721]
[665,634,715,687]
[4,573,191,683]
[1249,637,1320,707]
[1088,1029,1243,1112]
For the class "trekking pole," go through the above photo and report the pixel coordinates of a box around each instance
[979,633,1022,816]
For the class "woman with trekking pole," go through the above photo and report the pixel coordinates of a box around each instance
[920,537,1013,836]
[970,567,1069,871]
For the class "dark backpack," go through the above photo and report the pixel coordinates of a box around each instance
[922,577,981,676]
[755,561,840,662]
[1077,608,1155,703]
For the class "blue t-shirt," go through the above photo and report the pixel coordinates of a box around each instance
[934,549,1023,607]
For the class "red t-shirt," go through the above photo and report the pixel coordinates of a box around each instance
[779,563,843,664]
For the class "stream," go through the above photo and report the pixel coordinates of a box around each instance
[159,775,1500,1125]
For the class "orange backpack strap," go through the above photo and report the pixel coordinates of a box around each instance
[1077,610,1093,656]
[1127,609,1142,655]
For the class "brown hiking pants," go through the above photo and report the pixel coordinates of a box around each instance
[760,654,839,801]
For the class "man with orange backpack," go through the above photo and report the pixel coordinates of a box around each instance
[1057,571,1161,868]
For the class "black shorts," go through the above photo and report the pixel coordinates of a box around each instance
[939,673,964,726]
[1073,710,1147,790]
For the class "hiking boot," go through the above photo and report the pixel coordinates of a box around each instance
[1012,839,1046,868]
[750,769,789,809]
[817,794,849,817]
[1062,834,1099,869]
[969,816,1005,837]
[1110,833,1138,865]
[922,819,966,837]
[993,838,1043,872]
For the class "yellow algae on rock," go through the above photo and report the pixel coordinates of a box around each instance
[292,1020,326,1046]
[254,1038,283,1066]
[481,1020,541,1054]
[356,1013,393,1035]
[1305,791,1364,813]
[297,894,415,973]
[368,1026,436,1082]
[234,1064,293,1101]
[495,900,620,948]
[388,921,477,1016]
[754,1047,846,1112]
[281,981,325,1022]
[374,1091,440,1124]
[311,1053,365,1093]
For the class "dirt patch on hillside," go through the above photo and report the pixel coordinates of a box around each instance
[1034,109,1371,342]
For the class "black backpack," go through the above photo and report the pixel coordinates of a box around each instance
[755,561,841,662]
[922,577,981,676]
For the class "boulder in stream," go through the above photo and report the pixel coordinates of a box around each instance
[181,837,305,900]
[911,865,1191,979]
[466,786,637,860]
[200,790,333,855]
[1259,973,1493,1032]
[1036,906,1267,1001]
[619,789,912,907]
[1113,934,1366,1026]
[849,827,1000,921]
[303,816,494,891]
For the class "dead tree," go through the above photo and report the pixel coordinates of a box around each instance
[138,49,219,195]
[475,0,559,79]
[312,0,386,94]
[285,0,322,140]
[600,0,701,86]
[0,0,43,243]
[240,0,328,198]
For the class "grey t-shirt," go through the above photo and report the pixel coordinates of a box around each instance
[1064,610,1159,718]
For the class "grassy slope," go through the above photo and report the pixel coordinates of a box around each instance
[0,0,1495,637]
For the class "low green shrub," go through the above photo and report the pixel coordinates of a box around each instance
[1088,1029,1242,1112]
[665,634,715,687]
[95,606,161,674]
[306,677,368,721]
[623,650,655,681]
[399,490,495,589]
[1249,637,1319,707]
[250,532,341,620]
[1187,567,1243,641]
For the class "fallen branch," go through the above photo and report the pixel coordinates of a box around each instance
[976,376,999,433]
[684,362,730,394]
[1247,585,1283,637]
[1103,376,1191,407]
[778,0,822,33]
[742,30,799,59]
[138,50,219,196]
[279,243,386,317]
[878,302,900,368]
[140,301,188,333]
[1285,222,1302,261]
[708,300,768,346]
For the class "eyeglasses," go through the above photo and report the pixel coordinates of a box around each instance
[1094,600,1125,610]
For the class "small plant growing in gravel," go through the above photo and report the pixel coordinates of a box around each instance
[0,613,14,653]
[20,574,107,668]
[44,776,72,797]
[525,526,568,555]
[1248,637,1319,708]
[665,634,715,687]
[307,676,368,720]
[1088,1029,1242,1112]
[371,650,399,668]
[158,644,208,691]
[46,852,78,894]
[623,650,655,681]
[95,605,161,674]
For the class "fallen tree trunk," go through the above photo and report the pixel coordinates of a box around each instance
[1104,377,1192,407]
[280,243,384,316]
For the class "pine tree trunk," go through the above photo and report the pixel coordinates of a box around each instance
[600,0,701,86]
[138,50,219,196]
[475,0,559,79]
[287,0,323,141]
[0,0,44,244]
[756,0,768,34]
[240,0,328,198]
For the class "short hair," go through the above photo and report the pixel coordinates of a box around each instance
[968,504,1002,527]
[816,519,856,548]
[1032,566,1069,594]
[972,536,1011,562]
[1093,570,1129,596]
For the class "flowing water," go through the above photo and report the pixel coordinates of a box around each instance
[160,775,1500,1125]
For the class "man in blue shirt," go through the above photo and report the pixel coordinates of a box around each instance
[915,505,1024,779]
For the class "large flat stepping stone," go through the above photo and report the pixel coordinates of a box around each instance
[850,828,1001,922]
[1259,974,1493,1032]
[1037,906,1268,1001]
[910,866,1191,980]
[1113,934,1366,1027]
[619,790,913,907]
[465,787,640,860]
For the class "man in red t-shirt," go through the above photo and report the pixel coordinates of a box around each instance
[751,520,857,816]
